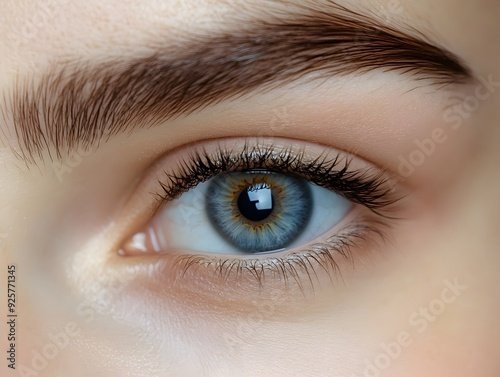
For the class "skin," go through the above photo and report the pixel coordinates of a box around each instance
[0,0,499,376]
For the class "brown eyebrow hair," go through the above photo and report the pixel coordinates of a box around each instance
[3,3,471,163]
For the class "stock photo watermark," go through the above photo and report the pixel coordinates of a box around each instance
[0,233,7,252]
[222,293,289,355]
[75,269,139,325]
[398,74,499,179]
[7,0,70,50]
[16,322,81,376]
[351,277,468,377]
[51,145,95,183]
[354,0,404,43]
[5,0,70,75]
[256,105,292,139]
[6,265,17,371]
[443,75,500,130]
[17,269,138,377]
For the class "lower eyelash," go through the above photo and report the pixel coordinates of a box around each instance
[135,138,404,290]
[171,216,390,291]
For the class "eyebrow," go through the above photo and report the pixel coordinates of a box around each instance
[3,3,471,163]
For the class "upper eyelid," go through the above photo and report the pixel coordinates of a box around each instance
[150,139,403,213]
[2,4,471,165]
[119,141,397,288]
[97,136,402,256]
[112,137,409,293]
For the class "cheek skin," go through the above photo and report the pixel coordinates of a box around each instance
[3,84,487,377]
[351,177,499,377]
[1,0,499,375]
[0,75,492,377]
[53,207,432,376]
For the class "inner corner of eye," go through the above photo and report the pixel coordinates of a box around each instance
[119,169,353,257]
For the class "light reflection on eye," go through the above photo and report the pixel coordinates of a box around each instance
[117,138,400,286]
[141,169,351,255]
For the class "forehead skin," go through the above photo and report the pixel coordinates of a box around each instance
[0,1,499,377]
[0,0,497,70]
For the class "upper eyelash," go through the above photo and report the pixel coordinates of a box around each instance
[155,141,401,211]
[140,140,402,289]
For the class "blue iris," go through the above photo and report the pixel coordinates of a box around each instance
[205,170,313,253]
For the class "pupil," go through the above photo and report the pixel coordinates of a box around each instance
[237,183,274,222]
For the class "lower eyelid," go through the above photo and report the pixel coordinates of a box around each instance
[115,209,392,293]
[107,137,406,293]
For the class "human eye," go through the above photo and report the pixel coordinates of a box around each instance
[115,137,403,289]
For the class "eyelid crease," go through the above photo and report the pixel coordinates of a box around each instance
[114,138,406,292]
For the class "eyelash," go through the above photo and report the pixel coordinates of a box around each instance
[155,142,399,210]
[171,218,389,290]
[146,141,401,288]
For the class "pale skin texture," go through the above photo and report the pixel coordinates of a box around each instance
[0,0,499,376]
